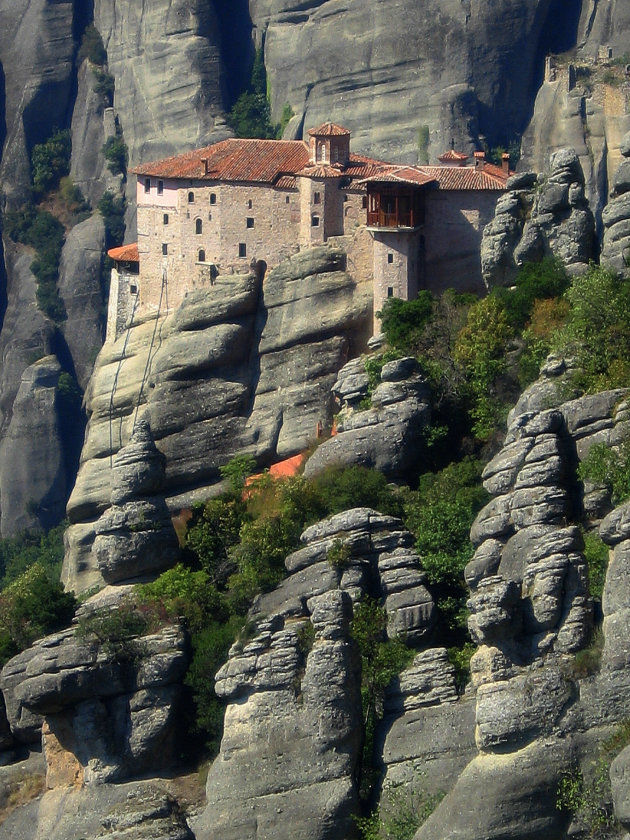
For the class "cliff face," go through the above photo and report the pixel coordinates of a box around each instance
[252,0,572,162]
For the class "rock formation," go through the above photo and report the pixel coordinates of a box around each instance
[63,246,372,594]
[601,130,630,277]
[303,356,431,482]
[195,507,436,840]
[481,149,596,287]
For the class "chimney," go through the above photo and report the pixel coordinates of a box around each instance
[474,151,485,171]
[201,157,209,175]
[501,153,510,175]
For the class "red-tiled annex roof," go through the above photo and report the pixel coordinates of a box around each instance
[308,122,351,137]
[415,164,509,190]
[108,243,139,262]
[359,166,438,188]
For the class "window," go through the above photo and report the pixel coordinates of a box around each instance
[285,196,290,204]
[246,217,254,228]
[210,193,216,205]
[313,192,321,205]
[239,243,247,257]
[188,191,195,203]
[162,243,168,255]
[195,218,203,234]
[144,178,151,193]
[198,249,206,263]
[387,287,394,298]
[157,180,163,195]
[163,214,169,225]
[208,212,212,221]
[248,199,252,209]
[129,284,138,295]
[387,253,394,264]
[311,215,320,227]
[362,196,368,209]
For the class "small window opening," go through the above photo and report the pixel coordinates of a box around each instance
[144,178,151,193]
[129,284,138,295]
[387,286,394,298]
[162,243,168,256]
[387,253,394,264]
[195,218,203,234]
[311,215,320,227]
[208,212,212,221]
[210,193,217,205]
[313,191,321,204]
[239,243,247,257]
[362,196,368,209]
[246,217,254,229]
[285,196,290,204]
[248,199,253,209]
[163,214,169,225]
[157,180,164,195]
[188,191,195,203]
[198,249,206,263]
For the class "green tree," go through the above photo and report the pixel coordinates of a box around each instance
[377,293,434,352]
[31,129,72,196]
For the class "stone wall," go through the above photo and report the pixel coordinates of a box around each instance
[423,189,501,295]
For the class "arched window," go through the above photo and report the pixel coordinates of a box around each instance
[198,249,206,263]
[188,191,195,203]
[195,218,203,234]
[210,193,217,205]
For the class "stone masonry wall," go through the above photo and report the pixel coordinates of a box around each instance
[424,189,500,294]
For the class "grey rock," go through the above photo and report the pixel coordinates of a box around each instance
[470,495,513,546]
[612,746,630,829]
[601,502,630,547]
[467,576,521,644]
[482,148,595,287]
[613,160,630,196]
[384,649,458,714]
[465,539,503,589]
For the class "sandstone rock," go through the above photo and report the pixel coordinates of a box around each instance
[1,624,187,785]
[482,148,596,287]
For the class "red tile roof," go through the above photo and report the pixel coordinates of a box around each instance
[108,243,139,262]
[359,166,438,188]
[308,122,351,137]
[132,138,310,184]
[415,164,509,190]
[131,138,508,191]
[438,149,469,163]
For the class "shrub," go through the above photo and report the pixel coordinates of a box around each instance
[31,129,72,196]
[377,293,434,352]
[578,440,630,505]
[76,600,149,663]
[310,465,403,519]
[103,135,128,176]
[92,68,115,105]
[98,190,126,247]
[0,522,66,588]
[570,627,604,679]
[364,350,404,393]
[582,528,610,600]
[58,176,90,219]
[519,296,571,385]
[351,598,414,798]
[78,24,107,65]
[492,258,570,330]
[355,775,444,840]
[454,295,513,439]
[185,496,248,584]
[228,48,278,139]
[560,266,630,391]
[0,563,76,666]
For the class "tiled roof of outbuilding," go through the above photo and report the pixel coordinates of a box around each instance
[438,149,469,163]
[415,165,509,190]
[108,243,139,262]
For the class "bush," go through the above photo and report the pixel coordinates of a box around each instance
[582,528,610,600]
[560,266,630,391]
[0,563,76,666]
[492,258,570,330]
[377,293,434,352]
[578,440,630,506]
[78,24,107,65]
[92,68,115,105]
[0,522,66,589]
[355,774,444,840]
[98,190,126,247]
[519,296,571,385]
[103,135,128,176]
[454,295,513,439]
[31,129,71,196]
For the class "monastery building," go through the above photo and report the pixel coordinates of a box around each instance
[106,123,510,341]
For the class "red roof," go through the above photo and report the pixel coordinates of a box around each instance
[108,243,139,262]
[132,138,310,184]
[438,149,469,163]
[131,137,508,191]
[308,122,350,137]
[415,164,509,190]
[359,166,438,188]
